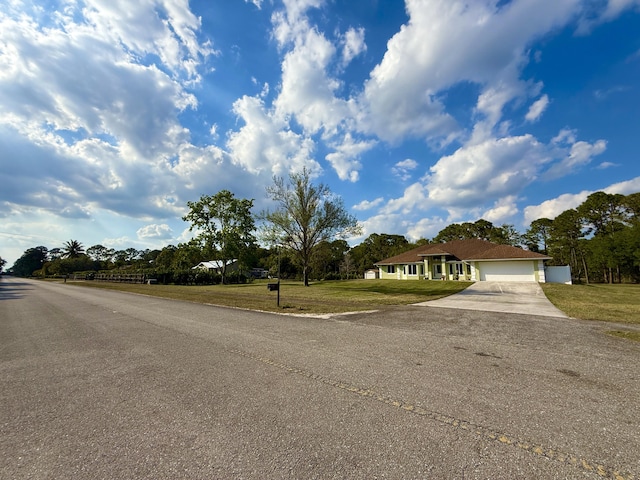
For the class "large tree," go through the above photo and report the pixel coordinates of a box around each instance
[577,191,626,237]
[12,246,49,277]
[548,209,589,283]
[183,190,256,283]
[262,168,361,286]
[433,219,517,245]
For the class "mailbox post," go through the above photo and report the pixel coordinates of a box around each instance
[267,245,281,307]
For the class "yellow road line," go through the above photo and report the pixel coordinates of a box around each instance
[230,348,635,480]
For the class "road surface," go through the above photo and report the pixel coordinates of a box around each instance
[1,277,639,479]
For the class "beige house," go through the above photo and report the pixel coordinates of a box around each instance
[374,239,552,283]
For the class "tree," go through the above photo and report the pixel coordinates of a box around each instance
[310,239,350,279]
[48,248,64,261]
[622,192,640,224]
[548,209,589,283]
[87,244,113,263]
[262,168,361,286]
[523,218,553,253]
[62,240,85,258]
[578,192,628,283]
[183,190,256,284]
[433,219,514,244]
[12,246,49,277]
[578,191,626,237]
[0,256,6,274]
[350,233,409,274]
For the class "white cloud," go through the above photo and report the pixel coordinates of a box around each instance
[359,0,579,144]
[577,0,640,33]
[545,139,607,179]
[597,161,619,169]
[273,16,350,137]
[353,197,384,211]
[392,159,419,181]
[137,224,173,240]
[357,213,406,241]
[427,134,547,209]
[552,128,578,145]
[482,196,519,224]
[325,133,376,182]
[604,175,640,195]
[406,217,448,242]
[228,1,373,182]
[523,176,640,223]
[525,94,550,122]
[226,95,319,176]
[523,191,589,223]
[245,0,263,9]
[0,0,238,224]
[381,182,430,215]
[341,27,366,66]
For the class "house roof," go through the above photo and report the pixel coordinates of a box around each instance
[374,239,551,265]
[192,259,237,269]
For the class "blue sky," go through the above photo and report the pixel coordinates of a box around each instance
[1,0,639,265]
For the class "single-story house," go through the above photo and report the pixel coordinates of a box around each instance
[374,239,553,283]
[192,259,239,274]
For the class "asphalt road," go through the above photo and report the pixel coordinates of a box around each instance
[1,277,638,480]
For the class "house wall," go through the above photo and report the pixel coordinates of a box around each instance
[378,266,399,280]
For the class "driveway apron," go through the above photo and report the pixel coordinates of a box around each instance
[415,281,568,317]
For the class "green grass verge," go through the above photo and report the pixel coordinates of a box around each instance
[540,283,640,325]
[70,279,471,315]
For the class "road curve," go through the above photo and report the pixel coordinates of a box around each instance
[1,277,639,479]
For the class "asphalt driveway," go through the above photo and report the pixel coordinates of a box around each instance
[415,281,568,317]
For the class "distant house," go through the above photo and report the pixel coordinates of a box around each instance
[374,239,552,283]
[364,269,379,280]
[192,259,239,274]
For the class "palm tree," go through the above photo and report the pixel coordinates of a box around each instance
[62,240,85,258]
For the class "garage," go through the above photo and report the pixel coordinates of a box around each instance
[479,260,535,282]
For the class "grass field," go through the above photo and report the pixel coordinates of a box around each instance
[540,283,640,325]
[75,279,472,314]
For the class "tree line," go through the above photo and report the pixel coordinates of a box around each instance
[5,176,640,284]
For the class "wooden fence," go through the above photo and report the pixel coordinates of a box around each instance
[91,273,149,284]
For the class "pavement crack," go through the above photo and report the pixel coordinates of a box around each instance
[229,347,634,480]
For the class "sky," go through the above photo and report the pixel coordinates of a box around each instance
[1,0,640,266]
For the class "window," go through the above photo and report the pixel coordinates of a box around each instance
[387,265,395,274]
[407,264,417,275]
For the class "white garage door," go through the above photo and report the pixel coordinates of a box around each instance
[479,261,535,282]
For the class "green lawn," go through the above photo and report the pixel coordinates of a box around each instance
[73,279,471,314]
[540,283,640,325]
